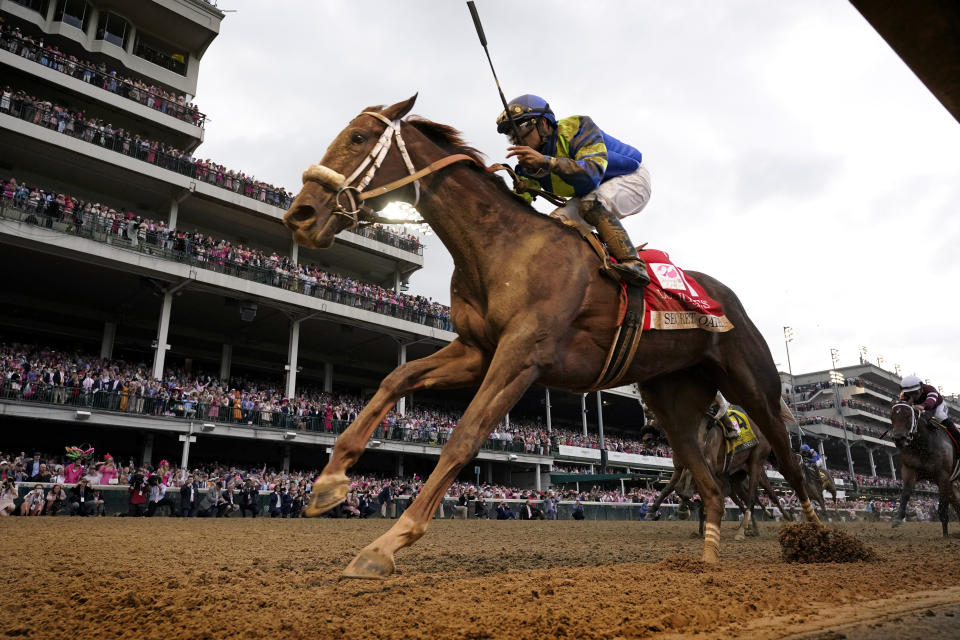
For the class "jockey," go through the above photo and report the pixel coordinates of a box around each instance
[497,94,652,287]
[900,375,960,446]
[711,392,740,440]
[799,443,825,471]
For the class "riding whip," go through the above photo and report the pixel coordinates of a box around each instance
[466,1,524,142]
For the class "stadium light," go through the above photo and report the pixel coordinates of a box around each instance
[829,348,840,369]
[783,326,794,343]
[894,364,901,376]
[200,423,216,432]
[75,410,91,419]
[827,369,856,481]
[283,432,297,440]
[783,327,797,448]
[508,454,518,461]
[369,440,382,448]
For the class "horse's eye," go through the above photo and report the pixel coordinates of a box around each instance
[351,133,366,145]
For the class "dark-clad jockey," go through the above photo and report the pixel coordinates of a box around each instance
[900,375,960,447]
[497,94,652,287]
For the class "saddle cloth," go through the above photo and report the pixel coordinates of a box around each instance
[639,249,733,333]
[724,408,759,457]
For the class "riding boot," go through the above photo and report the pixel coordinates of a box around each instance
[583,203,650,287]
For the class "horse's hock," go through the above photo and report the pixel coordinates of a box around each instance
[778,522,878,563]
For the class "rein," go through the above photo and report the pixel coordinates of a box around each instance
[301,112,478,230]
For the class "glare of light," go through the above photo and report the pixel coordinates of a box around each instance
[378,201,432,236]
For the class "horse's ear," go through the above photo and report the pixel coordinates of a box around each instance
[383,94,418,121]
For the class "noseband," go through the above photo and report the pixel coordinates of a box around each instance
[301,112,478,230]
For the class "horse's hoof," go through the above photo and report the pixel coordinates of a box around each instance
[892,519,904,529]
[305,474,349,517]
[734,534,745,542]
[701,549,719,564]
[342,548,395,580]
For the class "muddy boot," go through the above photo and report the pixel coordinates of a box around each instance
[583,203,650,287]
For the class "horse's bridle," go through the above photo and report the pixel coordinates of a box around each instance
[301,112,477,230]
[891,402,918,443]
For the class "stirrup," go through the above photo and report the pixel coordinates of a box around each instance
[609,259,650,287]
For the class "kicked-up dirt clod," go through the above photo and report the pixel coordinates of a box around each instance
[778,521,878,563]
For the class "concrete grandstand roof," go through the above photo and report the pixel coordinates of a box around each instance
[850,0,960,124]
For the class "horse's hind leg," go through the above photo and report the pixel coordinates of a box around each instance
[306,339,485,516]
[644,372,724,562]
[719,354,821,525]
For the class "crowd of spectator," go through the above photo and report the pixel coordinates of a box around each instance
[0,340,667,458]
[0,86,294,208]
[0,24,205,126]
[1,176,442,328]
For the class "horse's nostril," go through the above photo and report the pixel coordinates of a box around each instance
[286,205,315,227]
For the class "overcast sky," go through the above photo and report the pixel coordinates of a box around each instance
[194,1,960,394]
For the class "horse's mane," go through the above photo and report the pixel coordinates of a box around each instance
[404,115,560,224]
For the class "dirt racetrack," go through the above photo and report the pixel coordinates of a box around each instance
[2,518,959,639]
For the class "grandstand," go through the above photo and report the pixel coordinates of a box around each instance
[0,0,655,492]
[782,362,960,497]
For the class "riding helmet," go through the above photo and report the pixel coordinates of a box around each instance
[496,94,557,133]
[899,375,922,393]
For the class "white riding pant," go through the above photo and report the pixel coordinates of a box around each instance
[552,164,651,228]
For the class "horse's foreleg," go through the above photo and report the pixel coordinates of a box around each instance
[649,467,683,519]
[306,340,485,516]
[893,467,916,528]
[341,337,541,579]
[937,479,953,537]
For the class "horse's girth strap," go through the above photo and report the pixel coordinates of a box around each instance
[587,292,645,392]
[358,154,479,202]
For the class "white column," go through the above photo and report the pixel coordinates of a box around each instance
[396,454,404,478]
[397,342,408,416]
[281,445,291,473]
[887,451,897,481]
[581,394,588,437]
[290,239,299,265]
[219,344,232,382]
[818,440,826,460]
[45,0,56,24]
[323,362,333,393]
[504,413,510,428]
[285,320,301,399]
[867,447,876,477]
[596,391,605,449]
[100,321,116,360]
[168,198,179,230]
[124,24,136,54]
[394,269,402,294]
[151,291,173,380]
[545,388,552,433]
[141,432,154,468]
[535,463,541,491]
[180,423,194,470]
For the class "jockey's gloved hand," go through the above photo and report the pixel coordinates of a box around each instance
[921,409,935,423]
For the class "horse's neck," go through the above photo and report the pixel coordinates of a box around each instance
[417,167,549,293]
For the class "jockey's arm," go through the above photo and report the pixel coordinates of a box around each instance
[541,116,609,196]
[712,392,730,421]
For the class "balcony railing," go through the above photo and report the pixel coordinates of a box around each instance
[0,95,424,254]
[0,31,206,126]
[0,382,524,453]
[0,200,448,329]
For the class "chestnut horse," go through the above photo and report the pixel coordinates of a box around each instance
[889,402,960,535]
[283,96,820,578]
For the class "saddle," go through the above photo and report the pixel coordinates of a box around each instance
[932,419,960,481]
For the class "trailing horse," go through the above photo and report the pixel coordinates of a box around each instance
[647,409,787,540]
[283,96,821,578]
[889,401,960,535]
[795,454,841,522]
